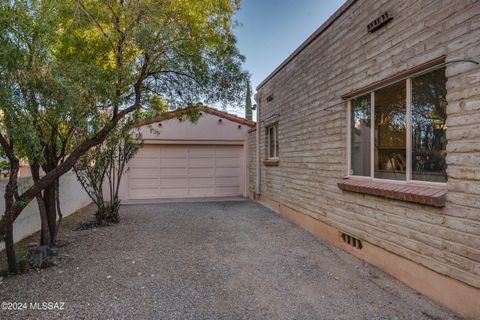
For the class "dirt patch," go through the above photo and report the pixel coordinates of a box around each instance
[0,203,96,272]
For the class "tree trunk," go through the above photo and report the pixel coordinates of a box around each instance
[31,164,50,246]
[3,221,17,274]
[54,177,63,240]
[2,158,20,273]
[43,182,57,245]
[37,195,51,246]
[42,154,59,245]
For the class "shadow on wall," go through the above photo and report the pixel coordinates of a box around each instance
[0,171,91,251]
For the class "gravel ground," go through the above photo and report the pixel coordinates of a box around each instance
[0,200,460,319]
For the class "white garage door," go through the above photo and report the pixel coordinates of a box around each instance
[127,145,243,199]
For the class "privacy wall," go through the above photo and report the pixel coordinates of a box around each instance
[0,172,91,250]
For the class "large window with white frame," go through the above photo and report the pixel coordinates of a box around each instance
[266,124,279,159]
[348,67,447,183]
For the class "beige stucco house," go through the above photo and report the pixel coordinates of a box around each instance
[118,107,255,202]
[248,0,480,318]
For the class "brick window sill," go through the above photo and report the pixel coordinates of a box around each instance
[264,159,279,167]
[337,178,447,207]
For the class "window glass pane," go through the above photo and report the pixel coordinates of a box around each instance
[269,127,275,158]
[275,126,279,157]
[350,95,371,176]
[411,68,447,182]
[374,81,406,180]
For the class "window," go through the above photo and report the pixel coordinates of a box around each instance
[350,95,371,176]
[374,81,407,180]
[411,69,447,182]
[267,124,279,159]
[348,68,447,183]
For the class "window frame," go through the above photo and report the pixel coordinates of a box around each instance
[266,124,279,160]
[346,71,447,187]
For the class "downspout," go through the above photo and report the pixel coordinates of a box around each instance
[255,93,261,197]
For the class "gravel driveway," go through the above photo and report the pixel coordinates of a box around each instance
[0,199,459,319]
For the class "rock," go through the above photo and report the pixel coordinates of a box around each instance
[25,245,59,269]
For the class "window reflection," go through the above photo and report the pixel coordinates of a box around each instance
[350,95,371,176]
[411,68,447,182]
[269,126,275,158]
[374,81,406,180]
[267,125,278,158]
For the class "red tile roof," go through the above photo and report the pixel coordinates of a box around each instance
[136,106,256,128]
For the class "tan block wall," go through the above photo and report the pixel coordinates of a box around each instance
[249,0,480,289]
[248,129,257,194]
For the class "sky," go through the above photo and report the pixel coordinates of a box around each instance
[225,0,346,118]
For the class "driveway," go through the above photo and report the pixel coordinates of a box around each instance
[0,200,459,319]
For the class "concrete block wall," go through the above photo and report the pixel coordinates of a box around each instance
[250,0,480,290]
[248,129,257,194]
[0,171,91,250]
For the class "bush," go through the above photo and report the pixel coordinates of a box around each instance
[75,119,141,225]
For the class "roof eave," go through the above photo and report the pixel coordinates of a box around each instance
[136,106,256,128]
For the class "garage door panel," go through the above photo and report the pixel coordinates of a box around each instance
[189,167,215,177]
[130,178,158,189]
[160,188,188,197]
[160,178,188,188]
[160,158,188,168]
[216,167,240,177]
[189,157,214,168]
[129,189,160,199]
[215,176,239,186]
[215,146,241,157]
[129,158,158,169]
[189,187,215,197]
[189,177,214,187]
[160,167,187,177]
[160,147,188,158]
[129,168,158,178]
[189,147,214,157]
[215,157,240,168]
[215,186,240,196]
[128,145,243,199]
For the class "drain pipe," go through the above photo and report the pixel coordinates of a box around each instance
[254,93,261,197]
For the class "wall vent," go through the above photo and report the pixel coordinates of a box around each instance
[367,11,393,33]
[341,233,363,250]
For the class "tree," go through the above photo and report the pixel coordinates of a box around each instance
[75,117,141,225]
[0,0,83,272]
[0,0,248,273]
[245,79,252,120]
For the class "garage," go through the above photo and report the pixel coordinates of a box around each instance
[118,107,255,201]
[128,145,243,199]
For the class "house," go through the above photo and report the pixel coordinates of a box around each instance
[0,159,41,178]
[248,0,480,318]
[117,107,255,201]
